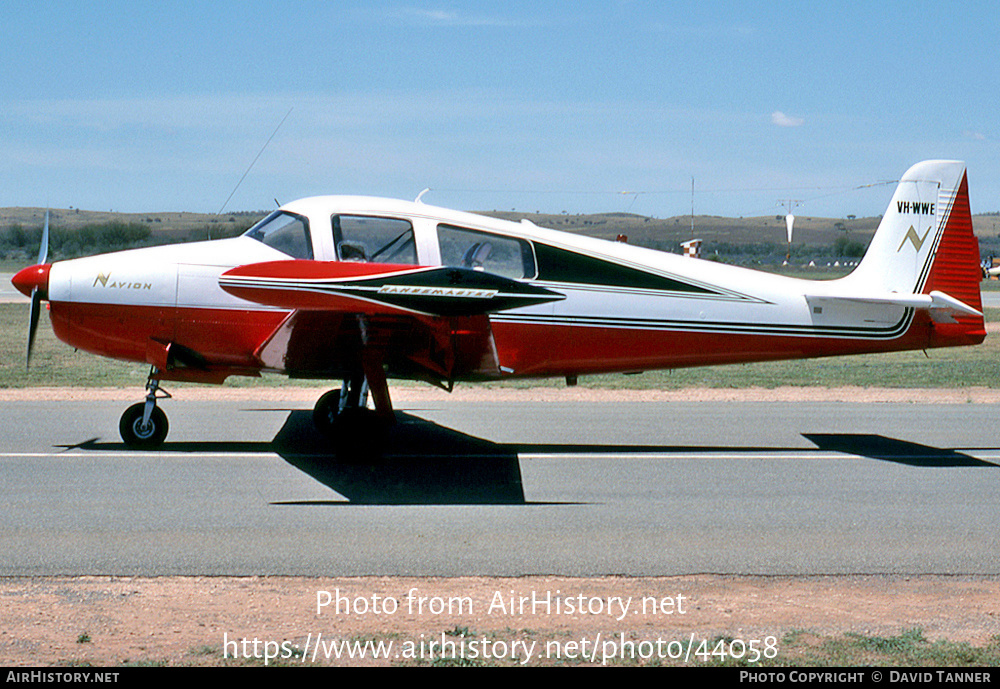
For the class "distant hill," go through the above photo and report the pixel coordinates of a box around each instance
[480,210,882,250]
[3,205,999,263]
[0,206,881,245]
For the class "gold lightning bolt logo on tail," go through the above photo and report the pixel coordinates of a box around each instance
[897,225,931,253]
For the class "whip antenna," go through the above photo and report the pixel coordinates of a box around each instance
[217,107,293,216]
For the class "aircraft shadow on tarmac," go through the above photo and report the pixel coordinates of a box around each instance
[272,419,996,504]
[803,434,999,468]
[63,415,997,505]
[271,411,529,505]
[62,411,533,506]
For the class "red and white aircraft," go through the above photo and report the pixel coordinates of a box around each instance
[12,160,985,448]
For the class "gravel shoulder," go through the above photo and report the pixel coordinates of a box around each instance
[3,575,998,666]
[4,384,1000,403]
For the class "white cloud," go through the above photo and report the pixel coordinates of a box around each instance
[963,130,987,141]
[771,111,804,127]
[647,22,756,39]
[388,8,536,28]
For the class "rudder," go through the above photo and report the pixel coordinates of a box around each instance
[920,172,982,311]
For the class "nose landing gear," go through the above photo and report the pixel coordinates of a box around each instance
[120,370,171,449]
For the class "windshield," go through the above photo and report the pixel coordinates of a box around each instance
[244,211,313,259]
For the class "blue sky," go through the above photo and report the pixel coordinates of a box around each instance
[2,1,998,218]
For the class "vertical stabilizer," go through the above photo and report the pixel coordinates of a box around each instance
[844,160,973,296]
[842,160,983,345]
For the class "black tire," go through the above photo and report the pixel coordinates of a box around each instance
[119,403,169,449]
[312,389,342,438]
[313,392,389,456]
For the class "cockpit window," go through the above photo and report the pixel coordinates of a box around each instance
[244,211,313,259]
[437,224,536,279]
[333,215,418,264]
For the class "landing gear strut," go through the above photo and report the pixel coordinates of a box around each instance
[313,359,395,444]
[120,369,171,449]
[313,374,372,437]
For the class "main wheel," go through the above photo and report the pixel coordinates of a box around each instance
[312,389,342,438]
[119,403,169,449]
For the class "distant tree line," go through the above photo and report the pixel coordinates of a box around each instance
[1,221,152,261]
[626,237,870,264]
[8,214,991,267]
[0,217,261,261]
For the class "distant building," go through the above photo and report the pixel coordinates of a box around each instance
[681,238,702,259]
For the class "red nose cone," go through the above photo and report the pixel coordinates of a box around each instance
[12,264,51,299]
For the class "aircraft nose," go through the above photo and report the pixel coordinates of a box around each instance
[12,264,51,299]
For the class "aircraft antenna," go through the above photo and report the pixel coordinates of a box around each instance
[217,107,294,217]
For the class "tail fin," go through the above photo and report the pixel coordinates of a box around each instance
[842,160,983,344]
[847,161,976,298]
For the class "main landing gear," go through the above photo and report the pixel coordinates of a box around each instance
[313,374,372,437]
[313,365,396,451]
[313,374,394,435]
[119,369,171,449]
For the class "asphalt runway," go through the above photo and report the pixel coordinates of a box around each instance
[2,397,999,576]
[0,273,28,303]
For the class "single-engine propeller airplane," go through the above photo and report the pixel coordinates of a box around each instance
[12,160,985,449]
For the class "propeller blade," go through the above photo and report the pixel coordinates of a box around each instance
[25,210,49,369]
[27,287,41,369]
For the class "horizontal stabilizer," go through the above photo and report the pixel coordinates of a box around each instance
[806,290,982,325]
[220,260,564,317]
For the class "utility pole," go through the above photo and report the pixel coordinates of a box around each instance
[691,177,695,237]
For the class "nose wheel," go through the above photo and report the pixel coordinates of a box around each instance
[120,403,169,449]
[120,371,171,449]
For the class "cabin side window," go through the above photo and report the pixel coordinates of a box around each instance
[333,215,418,264]
[243,211,313,259]
[436,224,537,279]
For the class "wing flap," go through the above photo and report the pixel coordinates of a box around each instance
[253,308,500,381]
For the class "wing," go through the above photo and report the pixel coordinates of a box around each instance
[219,260,564,382]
